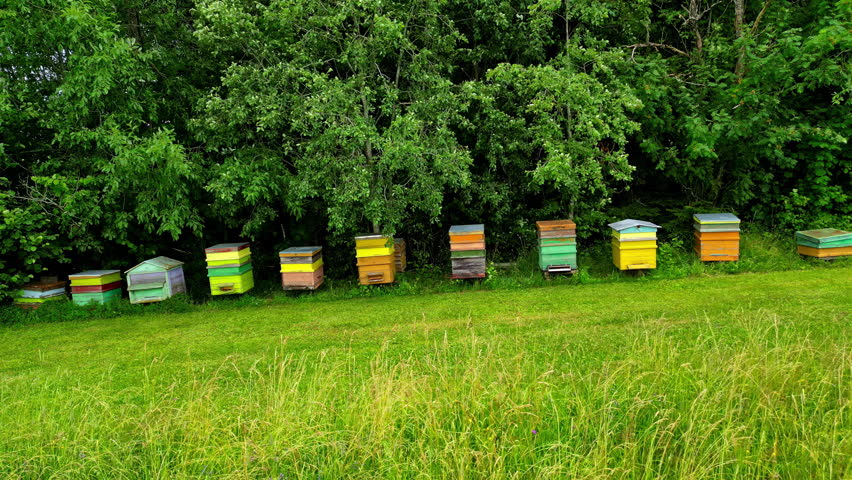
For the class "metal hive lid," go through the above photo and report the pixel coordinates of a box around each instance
[279,246,323,256]
[449,224,485,234]
[607,219,661,231]
[693,213,741,224]
[68,270,120,279]
[126,256,183,273]
[205,242,250,253]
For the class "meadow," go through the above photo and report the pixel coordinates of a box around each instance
[0,263,849,478]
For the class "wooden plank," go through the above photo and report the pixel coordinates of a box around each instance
[356,254,395,266]
[450,242,486,251]
[279,258,323,273]
[797,245,852,258]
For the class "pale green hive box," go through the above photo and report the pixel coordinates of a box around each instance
[125,256,187,304]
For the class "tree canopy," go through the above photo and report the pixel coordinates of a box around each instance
[1,0,849,296]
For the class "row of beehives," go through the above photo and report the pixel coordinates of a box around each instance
[12,218,851,308]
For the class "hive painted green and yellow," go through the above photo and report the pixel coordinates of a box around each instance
[205,243,254,295]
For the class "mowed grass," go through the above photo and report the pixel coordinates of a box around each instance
[0,268,850,478]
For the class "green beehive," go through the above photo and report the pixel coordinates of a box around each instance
[536,220,577,274]
[125,256,187,304]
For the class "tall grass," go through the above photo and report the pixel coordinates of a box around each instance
[0,268,849,478]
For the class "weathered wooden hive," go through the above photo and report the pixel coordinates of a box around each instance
[795,228,852,259]
[205,242,254,295]
[693,213,740,261]
[449,224,486,279]
[536,219,577,275]
[279,246,324,290]
[69,270,122,305]
[13,279,67,310]
[354,234,395,285]
[609,219,661,271]
[394,238,407,273]
[125,256,186,304]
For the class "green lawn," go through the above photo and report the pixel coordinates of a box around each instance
[1,267,850,478]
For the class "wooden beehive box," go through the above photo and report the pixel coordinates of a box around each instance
[279,246,324,290]
[449,224,486,279]
[125,256,186,304]
[13,280,67,310]
[394,238,407,272]
[608,219,661,270]
[355,235,395,285]
[69,270,122,305]
[693,213,740,261]
[795,228,852,258]
[205,242,254,295]
[536,219,578,273]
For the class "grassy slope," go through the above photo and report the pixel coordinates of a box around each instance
[0,267,850,478]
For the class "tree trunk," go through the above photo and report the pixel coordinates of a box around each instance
[687,0,704,54]
[734,0,745,81]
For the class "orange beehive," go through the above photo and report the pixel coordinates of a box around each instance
[693,214,740,261]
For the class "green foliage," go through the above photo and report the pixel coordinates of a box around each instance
[1,0,849,297]
[0,183,66,299]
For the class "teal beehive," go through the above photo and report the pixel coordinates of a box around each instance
[125,256,187,304]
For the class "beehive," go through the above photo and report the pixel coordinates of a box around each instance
[450,224,486,279]
[13,280,67,310]
[355,234,395,285]
[693,213,740,261]
[205,242,254,295]
[394,238,407,273]
[609,219,661,270]
[69,270,122,305]
[279,246,324,290]
[795,229,852,259]
[125,256,186,304]
[536,219,577,274]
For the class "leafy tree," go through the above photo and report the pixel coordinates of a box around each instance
[193,0,472,237]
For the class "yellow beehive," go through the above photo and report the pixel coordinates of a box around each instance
[355,234,395,285]
[608,219,661,271]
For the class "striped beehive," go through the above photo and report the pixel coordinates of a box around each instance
[609,219,661,270]
[795,228,852,259]
[279,246,324,290]
[69,270,122,305]
[450,224,486,279]
[694,213,741,261]
[394,238,407,273]
[355,234,395,285]
[13,280,67,310]
[536,219,577,274]
[205,242,254,295]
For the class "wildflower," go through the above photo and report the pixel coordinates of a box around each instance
[531,429,538,435]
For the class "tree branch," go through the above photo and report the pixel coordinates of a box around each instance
[623,43,691,58]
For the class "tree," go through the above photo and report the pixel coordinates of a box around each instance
[193,0,472,237]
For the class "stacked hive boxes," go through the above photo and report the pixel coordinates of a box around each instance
[355,234,395,285]
[796,229,852,259]
[205,243,254,295]
[279,246,324,290]
[394,238,407,272]
[13,280,67,310]
[536,220,578,274]
[694,213,740,261]
[449,224,486,279]
[126,257,187,304]
[609,219,661,270]
[69,270,122,305]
